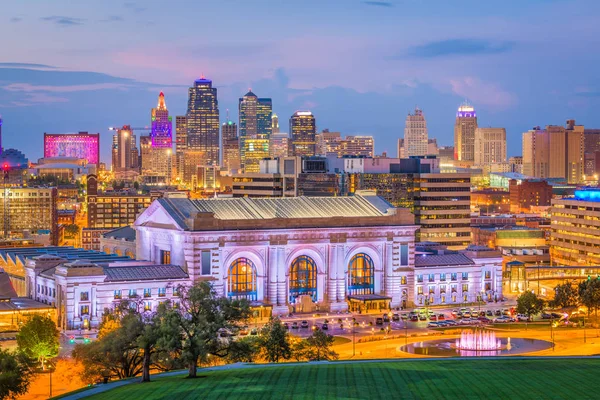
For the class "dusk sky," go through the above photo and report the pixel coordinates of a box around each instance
[1,0,600,164]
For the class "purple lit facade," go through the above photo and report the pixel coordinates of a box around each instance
[151,92,173,148]
[43,132,100,166]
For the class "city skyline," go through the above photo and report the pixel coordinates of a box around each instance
[1,0,600,164]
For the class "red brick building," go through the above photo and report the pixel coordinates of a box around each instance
[509,179,552,213]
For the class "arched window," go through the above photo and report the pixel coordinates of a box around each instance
[228,258,257,301]
[348,253,375,295]
[289,255,317,302]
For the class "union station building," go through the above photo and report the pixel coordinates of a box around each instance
[135,192,503,316]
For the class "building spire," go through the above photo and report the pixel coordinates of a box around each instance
[157,91,166,109]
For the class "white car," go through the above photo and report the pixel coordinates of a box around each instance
[494,316,514,323]
[516,314,530,322]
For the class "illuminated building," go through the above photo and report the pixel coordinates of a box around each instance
[150,92,172,148]
[0,116,2,153]
[242,138,270,173]
[222,119,240,174]
[175,116,187,181]
[474,127,506,166]
[404,108,428,157]
[289,111,317,157]
[471,189,510,214]
[181,149,205,188]
[550,189,600,266]
[44,132,100,167]
[414,173,472,249]
[509,179,552,213]
[0,149,29,185]
[135,193,502,313]
[111,125,138,172]
[454,103,478,162]
[239,91,272,170]
[522,120,584,183]
[0,187,58,245]
[438,146,454,161]
[272,113,280,134]
[269,133,289,159]
[139,135,152,173]
[341,136,374,157]
[186,76,220,166]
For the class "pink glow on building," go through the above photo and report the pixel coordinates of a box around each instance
[43,132,100,166]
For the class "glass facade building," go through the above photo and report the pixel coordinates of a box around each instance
[186,77,220,166]
[239,91,272,170]
[289,111,317,157]
[150,92,172,148]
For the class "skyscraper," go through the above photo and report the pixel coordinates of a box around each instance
[0,116,3,154]
[112,125,138,172]
[404,108,428,157]
[175,116,187,181]
[474,127,507,166]
[139,135,152,173]
[454,103,478,162]
[186,76,220,166]
[222,118,240,174]
[289,111,317,157]
[150,92,172,148]
[43,132,100,167]
[272,113,280,134]
[239,91,272,169]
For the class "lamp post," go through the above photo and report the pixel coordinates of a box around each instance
[352,317,356,357]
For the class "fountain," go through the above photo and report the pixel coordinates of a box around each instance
[455,329,502,351]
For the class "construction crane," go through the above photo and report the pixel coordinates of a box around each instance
[3,163,9,239]
[108,126,152,132]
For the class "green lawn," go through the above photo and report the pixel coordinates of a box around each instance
[87,359,599,400]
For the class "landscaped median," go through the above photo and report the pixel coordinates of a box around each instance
[56,357,600,400]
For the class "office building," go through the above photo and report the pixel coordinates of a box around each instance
[454,103,478,162]
[438,146,454,160]
[239,91,272,169]
[289,111,317,157]
[150,92,172,148]
[404,108,428,157]
[414,173,471,249]
[242,138,270,173]
[522,120,584,183]
[272,113,280,134]
[222,119,240,174]
[175,116,187,182]
[139,135,152,173]
[44,132,100,167]
[551,189,600,266]
[340,136,374,157]
[270,133,289,159]
[186,76,220,166]
[111,125,138,172]
[474,127,506,166]
[509,179,552,213]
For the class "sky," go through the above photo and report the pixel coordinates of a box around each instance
[1,0,600,164]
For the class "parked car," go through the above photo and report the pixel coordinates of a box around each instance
[479,311,486,317]
[410,315,419,322]
[445,320,458,326]
[400,313,408,320]
[462,312,471,318]
[430,314,438,321]
[250,328,258,335]
[291,322,299,329]
[494,310,502,316]
[427,322,439,328]
[300,320,309,329]
[437,314,445,321]
[478,316,492,323]
[392,313,400,321]
[282,323,289,331]
[451,309,459,317]
[419,314,427,321]
[240,326,249,335]
[551,313,563,319]
[321,323,328,330]
[502,309,511,316]
[459,318,474,325]
[486,310,494,317]
[494,316,514,323]
[517,314,530,322]
[383,314,390,323]
[375,318,384,325]
[541,313,552,319]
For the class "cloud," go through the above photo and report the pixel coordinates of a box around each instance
[362,1,393,7]
[3,82,131,93]
[406,39,515,58]
[101,16,124,23]
[449,77,516,109]
[11,92,69,106]
[124,2,146,13]
[10,17,23,23]
[41,16,84,26]
[0,63,57,69]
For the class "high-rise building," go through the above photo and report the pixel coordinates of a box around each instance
[239,91,272,169]
[522,120,584,183]
[404,108,428,157]
[150,92,172,148]
[270,133,289,159]
[438,146,454,160]
[289,111,317,157]
[44,132,100,167]
[0,116,2,153]
[242,139,270,173]
[112,125,138,172]
[341,136,374,157]
[427,139,439,156]
[272,113,280,134]
[222,119,240,174]
[175,116,187,181]
[454,103,478,162]
[509,179,552,213]
[474,127,507,166]
[139,135,152,173]
[186,76,219,166]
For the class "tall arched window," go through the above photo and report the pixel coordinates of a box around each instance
[348,253,375,295]
[228,258,257,301]
[289,255,317,302]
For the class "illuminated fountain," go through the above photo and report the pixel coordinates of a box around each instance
[455,329,502,351]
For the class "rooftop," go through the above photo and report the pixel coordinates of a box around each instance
[103,264,188,282]
[414,253,475,267]
[102,226,136,242]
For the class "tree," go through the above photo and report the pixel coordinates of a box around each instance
[516,291,545,320]
[259,317,292,363]
[64,224,81,238]
[293,329,338,362]
[226,336,260,363]
[550,282,579,309]
[159,282,251,378]
[578,278,600,318]
[16,315,59,370]
[0,349,33,400]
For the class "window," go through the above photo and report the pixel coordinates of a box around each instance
[144,288,151,298]
[451,273,457,281]
[160,250,171,265]
[129,289,137,298]
[114,290,122,300]
[485,271,491,279]
[401,276,407,285]
[80,305,89,315]
[440,273,446,282]
[440,285,446,294]
[348,253,375,295]
[485,282,492,291]
[429,286,435,294]
[462,284,468,292]
[417,286,423,295]
[201,250,211,275]
[428,274,435,282]
[451,285,457,293]
[80,292,89,301]
[173,287,181,297]
[37,284,40,293]
[462,272,468,281]
[158,288,166,297]
[417,275,423,283]
[228,258,257,300]
[400,244,409,266]
[144,301,152,312]
[289,255,317,302]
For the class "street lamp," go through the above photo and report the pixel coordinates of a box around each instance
[352,317,356,357]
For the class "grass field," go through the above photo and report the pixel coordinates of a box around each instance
[86,358,600,400]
